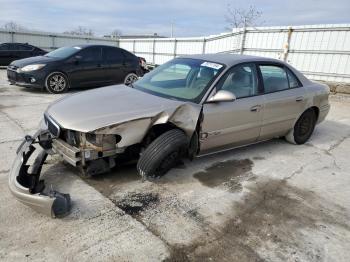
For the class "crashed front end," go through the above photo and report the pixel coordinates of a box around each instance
[8,130,71,218]
[9,86,202,217]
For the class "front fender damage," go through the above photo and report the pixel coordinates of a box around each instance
[92,103,202,147]
[8,130,70,217]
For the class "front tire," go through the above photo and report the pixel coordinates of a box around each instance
[45,72,69,94]
[286,109,317,144]
[124,73,138,86]
[137,129,188,178]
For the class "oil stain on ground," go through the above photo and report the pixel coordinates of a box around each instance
[165,178,350,262]
[193,159,254,192]
[85,163,140,197]
[113,192,159,217]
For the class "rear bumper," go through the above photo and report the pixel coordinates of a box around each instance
[317,104,330,124]
[8,130,71,217]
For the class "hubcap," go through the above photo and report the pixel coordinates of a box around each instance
[49,74,66,92]
[124,74,138,86]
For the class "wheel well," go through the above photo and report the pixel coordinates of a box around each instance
[309,106,319,121]
[143,123,182,146]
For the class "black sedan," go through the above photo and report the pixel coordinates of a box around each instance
[7,44,142,93]
[0,43,46,66]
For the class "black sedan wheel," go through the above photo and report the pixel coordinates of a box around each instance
[124,73,138,86]
[46,72,69,94]
[287,109,317,144]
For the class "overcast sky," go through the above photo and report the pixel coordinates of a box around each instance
[0,0,349,37]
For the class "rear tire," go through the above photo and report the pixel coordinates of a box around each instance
[124,73,138,86]
[137,129,188,178]
[285,109,317,144]
[45,72,69,94]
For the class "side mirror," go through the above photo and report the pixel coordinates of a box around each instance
[207,90,236,103]
[73,55,82,64]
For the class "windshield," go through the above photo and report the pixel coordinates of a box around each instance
[46,46,81,58]
[133,58,224,103]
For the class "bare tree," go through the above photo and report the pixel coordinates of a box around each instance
[2,21,27,31]
[225,5,262,30]
[110,29,122,38]
[64,26,94,36]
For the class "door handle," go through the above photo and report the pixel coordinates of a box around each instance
[296,96,304,102]
[250,105,262,112]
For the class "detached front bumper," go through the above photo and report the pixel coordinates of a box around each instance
[8,130,71,217]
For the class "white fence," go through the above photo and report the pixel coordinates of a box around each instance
[0,29,118,51]
[1,24,350,83]
[119,24,350,83]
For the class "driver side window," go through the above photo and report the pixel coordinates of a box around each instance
[216,63,258,99]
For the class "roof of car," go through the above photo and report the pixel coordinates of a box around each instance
[180,53,282,67]
[73,44,118,48]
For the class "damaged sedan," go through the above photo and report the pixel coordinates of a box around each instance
[9,54,330,217]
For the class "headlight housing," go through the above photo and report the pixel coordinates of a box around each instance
[20,64,46,72]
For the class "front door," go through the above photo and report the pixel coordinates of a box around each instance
[199,63,264,154]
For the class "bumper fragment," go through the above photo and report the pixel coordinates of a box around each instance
[8,131,71,218]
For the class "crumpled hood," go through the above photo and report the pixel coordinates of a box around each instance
[46,85,201,135]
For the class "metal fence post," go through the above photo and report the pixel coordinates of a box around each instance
[133,40,136,54]
[152,39,156,64]
[10,31,14,43]
[50,35,56,50]
[174,39,177,58]
[240,28,246,54]
[282,26,293,62]
[202,38,206,54]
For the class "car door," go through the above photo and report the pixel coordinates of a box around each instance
[68,46,104,86]
[0,44,10,65]
[102,46,125,84]
[16,44,35,60]
[258,63,307,140]
[199,63,264,155]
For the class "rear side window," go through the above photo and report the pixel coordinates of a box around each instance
[259,65,289,93]
[78,47,102,62]
[103,47,123,63]
[123,50,136,62]
[0,44,9,50]
[286,68,301,88]
[17,44,33,51]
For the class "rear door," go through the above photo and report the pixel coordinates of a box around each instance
[0,44,11,65]
[69,46,104,86]
[16,44,35,59]
[258,63,307,140]
[102,46,125,84]
[200,63,264,154]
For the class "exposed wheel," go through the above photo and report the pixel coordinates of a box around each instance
[124,73,138,86]
[137,129,188,178]
[45,72,69,94]
[285,109,317,144]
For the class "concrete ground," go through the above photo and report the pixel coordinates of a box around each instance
[0,69,349,262]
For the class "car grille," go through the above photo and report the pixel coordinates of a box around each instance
[7,69,17,81]
[44,114,61,137]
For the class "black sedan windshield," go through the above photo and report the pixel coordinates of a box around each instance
[46,46,81,58]
[133,58,224,103]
